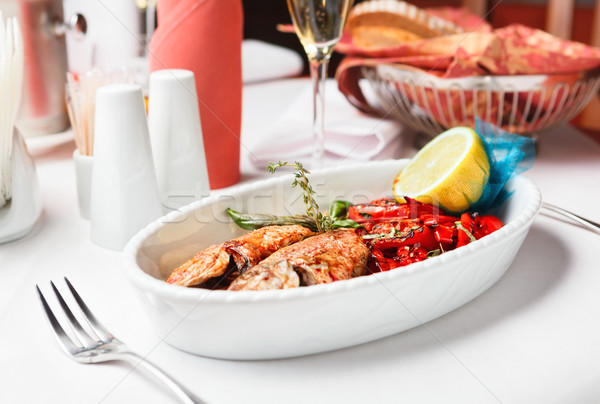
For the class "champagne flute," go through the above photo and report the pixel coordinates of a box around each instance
[286,0,353,168]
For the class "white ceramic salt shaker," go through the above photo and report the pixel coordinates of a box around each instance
[148,69,210,211]
[90,83,162,251]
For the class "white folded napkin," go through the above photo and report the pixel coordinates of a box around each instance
[245,80,406,168]
[242,40,304,84]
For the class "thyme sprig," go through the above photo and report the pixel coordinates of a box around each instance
[268,161,324,232]
[266,161,361,233]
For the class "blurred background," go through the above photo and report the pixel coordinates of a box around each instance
[242,0,600,133]
[1,0,598,136]
[243,0,600,76]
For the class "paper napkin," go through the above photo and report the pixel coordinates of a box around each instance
[244,80,407,168]
[148,0,243,189]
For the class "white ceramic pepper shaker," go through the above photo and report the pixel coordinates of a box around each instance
[90,83,162,251]
[148,69,210,211]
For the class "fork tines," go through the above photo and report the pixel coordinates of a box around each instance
[36,277,114,359]
[36,277,204,403]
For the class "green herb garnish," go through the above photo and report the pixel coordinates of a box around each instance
[455,221,477,242]
[427,249,442,258]
[361,225,421,240]
[328,200,352,219]
[226,162,361,233]
[226,209,319,232]
[268,161,324,231]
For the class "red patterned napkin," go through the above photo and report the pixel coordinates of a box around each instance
[338,25,600,79]
[148,0,243,189]
[336,8,600,122]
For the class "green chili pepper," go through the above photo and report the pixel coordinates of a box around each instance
[226,208,319,231]
[328,200,353,219]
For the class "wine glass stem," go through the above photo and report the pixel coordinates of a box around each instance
[308,53,330,169]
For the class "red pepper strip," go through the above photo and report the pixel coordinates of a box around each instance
[367,247,388,273]
[387,258,405,270]
[371,245,405,270]
[462,213,475,231]
[422,217,438,226]
[368,198,399,206]
[411,226,441,251]
[434,224,455,245]
[392,245,429,267]
[473,215,504,239]
[356,222,373,235]
[348,198,450,223]
[348,204,412,222]
[395,248,412,267]
[366,219,422,237]
[456,213,475,247]
[420,214,458,226]
[411,246,429,262]
[371,237,407,249]
[371,226,439,251]
[403,197,448,219]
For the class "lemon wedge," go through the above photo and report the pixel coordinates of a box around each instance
[393,127,490,213]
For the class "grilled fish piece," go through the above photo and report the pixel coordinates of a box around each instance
[227,261,301,291]
[166,225,314,287]
[228,229,369,291]
[165,244,231,287]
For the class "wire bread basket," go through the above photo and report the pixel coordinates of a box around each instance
[361,64,600,137]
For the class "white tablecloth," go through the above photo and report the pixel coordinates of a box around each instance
[2,78,600,404]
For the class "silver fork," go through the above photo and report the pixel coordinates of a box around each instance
[36,277,205,404]
[541,203,600,235]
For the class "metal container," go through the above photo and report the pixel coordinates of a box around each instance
[360,63,600,139]
[62,0,147,85]
[1,0,70,137]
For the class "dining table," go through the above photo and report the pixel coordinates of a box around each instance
[2,40,600,404]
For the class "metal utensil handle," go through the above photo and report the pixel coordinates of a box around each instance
[120,351,206,404]
[542,203,600,235]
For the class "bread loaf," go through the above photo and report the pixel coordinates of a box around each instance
[347,0,461,48]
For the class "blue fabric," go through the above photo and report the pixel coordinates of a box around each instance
[469,118,536,212]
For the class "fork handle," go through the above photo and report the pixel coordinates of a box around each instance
[541,203,600,235]
[120,351,206,404]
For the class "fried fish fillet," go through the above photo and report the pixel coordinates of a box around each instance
[228,229,369,291]
[227,261,301,291]
[166,225,314,287]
